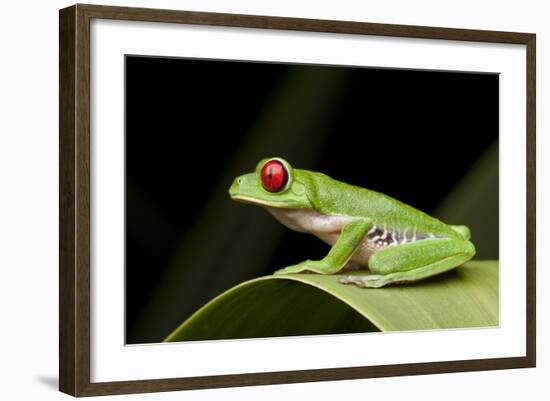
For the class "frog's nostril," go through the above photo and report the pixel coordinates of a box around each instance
[237,178,242,185]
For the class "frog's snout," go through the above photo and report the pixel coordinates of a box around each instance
[229,172,260,202]
[228,175,244,199]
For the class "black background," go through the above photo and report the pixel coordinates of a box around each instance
[125,56,498,344]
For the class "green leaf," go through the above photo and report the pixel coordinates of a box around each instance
[164,260,498,342]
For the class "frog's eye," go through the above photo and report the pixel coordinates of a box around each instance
[260,159,288,193]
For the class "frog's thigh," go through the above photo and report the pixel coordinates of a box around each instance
[344,239,475,288]
[368,238,475,275]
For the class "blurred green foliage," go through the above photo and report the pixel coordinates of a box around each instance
[434,140,498,260]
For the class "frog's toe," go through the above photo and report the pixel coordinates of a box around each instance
[338,275,362,287]
[273,268,289,275]
[273,260,315,275]
[273,264,307,275]
[338,274,386,288]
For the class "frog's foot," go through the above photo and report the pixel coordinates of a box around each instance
[274,260,336,275]
[338,274,387,288]
[273,264,308,275]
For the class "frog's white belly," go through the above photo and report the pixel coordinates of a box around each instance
[266,208,350,236]
[266,208,405,268]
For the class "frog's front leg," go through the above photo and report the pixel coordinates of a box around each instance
[274,218,372,275]
[338,238,475,288]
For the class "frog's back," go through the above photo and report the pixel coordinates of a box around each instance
[301,170,460,238]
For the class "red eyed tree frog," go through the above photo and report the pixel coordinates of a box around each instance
[229,158,475,288]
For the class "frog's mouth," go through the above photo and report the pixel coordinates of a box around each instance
[229,194,295,208]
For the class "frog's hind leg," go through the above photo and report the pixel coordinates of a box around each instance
[338,238,475,288]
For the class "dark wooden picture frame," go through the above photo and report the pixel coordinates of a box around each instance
[59,3,536,397]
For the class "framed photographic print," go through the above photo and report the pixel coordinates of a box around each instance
[59,4,536,397]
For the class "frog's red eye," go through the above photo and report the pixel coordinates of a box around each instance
[261,160,288,193]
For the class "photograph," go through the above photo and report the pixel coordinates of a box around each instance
[124,55,499,345]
